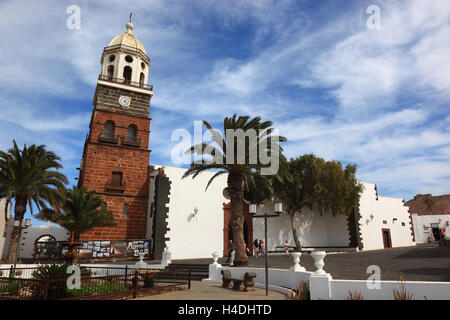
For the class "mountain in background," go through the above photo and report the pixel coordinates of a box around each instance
[405,194,450,215]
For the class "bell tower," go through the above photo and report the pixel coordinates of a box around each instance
[78,21,153,241]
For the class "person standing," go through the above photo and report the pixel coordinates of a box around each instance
[253,238,259,257]
[226,240,235,264]
[260,240,266,256]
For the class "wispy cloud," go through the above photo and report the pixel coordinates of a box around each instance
[0,0,448,205]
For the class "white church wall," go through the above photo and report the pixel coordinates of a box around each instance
[18,222,71,259]
[411,214,450,243]
[0,199,12,262]
[154,165,227,260]
[252,199,349,250]
[359,182,415,251]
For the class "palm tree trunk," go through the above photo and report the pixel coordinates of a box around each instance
[290,210,302,252]
[5,196,27,264]
[228,171,248,266]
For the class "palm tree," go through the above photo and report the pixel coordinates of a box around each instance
[182,114,287,266]
[0,140,68,263]
[37,186,116,264]
[37,186,115,242]
[423,196,435,214]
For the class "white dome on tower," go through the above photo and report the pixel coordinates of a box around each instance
[98,21,152,91]
[108,22,147,54]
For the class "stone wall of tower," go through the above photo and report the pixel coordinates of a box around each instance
[78,83,152,241]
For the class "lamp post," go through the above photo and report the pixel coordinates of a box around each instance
[251,201,282,296]
[13,218,32,271]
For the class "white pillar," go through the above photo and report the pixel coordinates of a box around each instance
[205,251,223,281]
[289,252,306,272]
[311,251,327,275]
[230,250,235,266]
[309,273,332,300]
[160,246,172,268]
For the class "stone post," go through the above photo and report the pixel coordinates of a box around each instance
[311,251,327,275]
[289,252,306,272]
[206,251,223,281]
[161,246,172,268]
[309,251,332,300]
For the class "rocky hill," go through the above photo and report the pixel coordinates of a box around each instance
[405,194,450,215]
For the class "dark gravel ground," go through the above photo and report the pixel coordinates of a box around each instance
[171,244,450,282]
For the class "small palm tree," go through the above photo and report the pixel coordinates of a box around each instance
[423,196,434,214]
[37,186,116,242]
[0,140,68,263]
[182,114,287,266]
[37,186,115,264]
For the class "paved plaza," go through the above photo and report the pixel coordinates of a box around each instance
[134,280,287,300]
[168,244,450,282]
[247,244,450,282]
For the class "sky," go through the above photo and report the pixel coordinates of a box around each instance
[0,0,449,225]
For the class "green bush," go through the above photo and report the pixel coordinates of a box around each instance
[0,279,20,295]
[66,280,126,297]
[31,263,89,299]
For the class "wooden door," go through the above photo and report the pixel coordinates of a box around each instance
[382,228,392,248]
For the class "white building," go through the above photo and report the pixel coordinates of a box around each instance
[252,182,415,252]
[17,222,71,260]
[147,167,416,260]
[0,199,12,262]
[411,214,450,243]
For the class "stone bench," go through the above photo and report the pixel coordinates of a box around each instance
[221,270,256,292]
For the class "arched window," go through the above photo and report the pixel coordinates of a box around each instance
[139,72,145,87]
[123,204,129,217]
[123,66,132,83]
[104,121,115,139]
[107,65,114,80]
[127,125,137,143]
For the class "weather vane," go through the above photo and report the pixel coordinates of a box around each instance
[129,12,133,23]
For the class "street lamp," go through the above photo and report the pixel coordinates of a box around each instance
[13,219,32,271]
[251,201,282,296]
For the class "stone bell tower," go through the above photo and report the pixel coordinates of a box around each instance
[77,21,153,241]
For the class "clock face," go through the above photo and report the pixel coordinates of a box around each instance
[118,96,131,107]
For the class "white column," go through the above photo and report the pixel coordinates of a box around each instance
[160,246,172,268]
[289,252,306,272]
[205,251,223,281]
[311,251,327,275]
[309,251,332,300]
[309,273,333,300]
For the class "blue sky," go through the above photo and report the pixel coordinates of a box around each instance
[0,0,449,225]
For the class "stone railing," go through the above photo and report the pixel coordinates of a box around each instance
[203,251,450,300]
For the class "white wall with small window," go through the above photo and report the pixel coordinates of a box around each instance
[359,182,416,250]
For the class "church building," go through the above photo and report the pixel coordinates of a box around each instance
[70,22,417,263]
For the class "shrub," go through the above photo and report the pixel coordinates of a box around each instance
[31,263,89,299]
[347,291,364,300]
[393,274,413,300]
[0,270,22,296]
[288,281,310,300]
[66,280,126,297]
